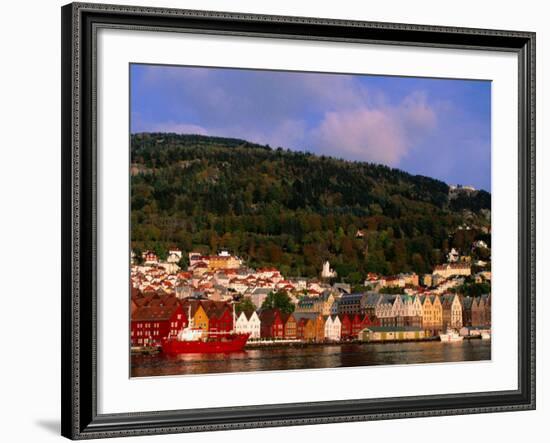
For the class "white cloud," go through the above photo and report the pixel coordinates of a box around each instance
[311,92,437,165]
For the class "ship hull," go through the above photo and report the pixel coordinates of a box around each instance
[162,333,250,355]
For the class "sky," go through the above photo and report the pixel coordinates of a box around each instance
[131,64,491,191]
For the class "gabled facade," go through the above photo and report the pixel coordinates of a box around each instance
[339,313,352,339]
[207,306,233,332]
[131,303,186,346]
[324,315,342,341]
[259,309,284,338]
[441,294,463,329]
[431,295,443,330]
[297,318,316,341]
[193,304,210,331]
[351,314,363,338]
[235,311,261,339]
[282,313,297,339]
[337,293,365,315]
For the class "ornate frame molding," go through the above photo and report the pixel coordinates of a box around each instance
[61,2,535,439]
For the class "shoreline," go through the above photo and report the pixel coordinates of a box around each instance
[130,335,486,355]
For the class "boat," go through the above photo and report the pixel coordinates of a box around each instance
[439,328,464,342]
[481,331,491,340]
[161,304,250,355]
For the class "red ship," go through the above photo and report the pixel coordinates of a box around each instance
[161,304,249,355]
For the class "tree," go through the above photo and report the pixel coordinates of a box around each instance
[235,297,256,315]
[177,255,189,270]
[130,133,491,279]
[261,290,295,314]
[453,282,491,297]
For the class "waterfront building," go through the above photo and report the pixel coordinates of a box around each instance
[259,309,284,338]
[420,295,434,329]
[337,293,366,316]
[206,304,233,332]
[315,314,326,342]
[362,292,382,317]
[441,294,463,329]
[351,314,363,338]
[430,295,443,330]
[360,326,426,342]
[296,317,316,341]
[282,313,297,339]
[339,313,352,339]
[472,294,491,327]
[360,314,379,330]
[235,311,261,339]
[461,296,475,327]
[131,303,186,347]
[324,315,342,341]
[294,312,324,342]
[374,294,402,325]
[192,303,210,331]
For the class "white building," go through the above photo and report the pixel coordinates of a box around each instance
[324,315,342,341]
[167,248,182,264]
[235,311,261,339]
[321,261,337,279]
[447,248,460,263]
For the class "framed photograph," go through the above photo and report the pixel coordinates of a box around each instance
[61,2,536,439]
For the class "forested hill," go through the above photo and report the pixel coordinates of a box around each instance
[130,133,491,280]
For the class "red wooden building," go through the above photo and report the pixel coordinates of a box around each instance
[207,305,234,332]
[259,309,284,338]
[351,314,363,338]
[340,313,352,339]
[360,313,380,330]
[131,303,186,347]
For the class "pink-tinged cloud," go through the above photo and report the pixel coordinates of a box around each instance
[399,91,437,136]
[313,109,407,165]
[311,93,437,166]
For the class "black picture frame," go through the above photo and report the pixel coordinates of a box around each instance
[61,2,536,439]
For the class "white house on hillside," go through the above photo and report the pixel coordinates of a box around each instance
[167,248,182,263]
[321,261,337,278]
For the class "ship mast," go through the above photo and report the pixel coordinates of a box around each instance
[187,304,193,328]
[232,302,237,333]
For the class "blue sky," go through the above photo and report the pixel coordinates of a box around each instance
[131,64,491,191]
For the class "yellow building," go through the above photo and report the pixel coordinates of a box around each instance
[207,255,242,271]
[431,295,443,330]
[193,304,209,331]
[421,295,435,329]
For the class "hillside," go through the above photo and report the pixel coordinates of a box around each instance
[130,133,491,280]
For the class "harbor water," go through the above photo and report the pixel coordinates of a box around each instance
[131,339,491,377]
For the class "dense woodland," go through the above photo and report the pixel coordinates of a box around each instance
[131,133,491,281]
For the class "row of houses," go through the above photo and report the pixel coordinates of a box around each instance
[249,309,380,342]
[130,294,381,346]
[336,292,491,331]
[131,298,235,347]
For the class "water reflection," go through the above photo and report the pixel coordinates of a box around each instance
[131,340,491,377]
